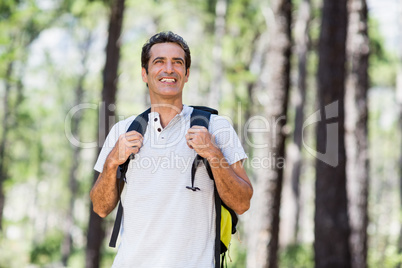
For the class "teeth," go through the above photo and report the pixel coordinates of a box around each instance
[161,78,175,83]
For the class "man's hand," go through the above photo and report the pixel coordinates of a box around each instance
[185,126,219,159]
[107,130,144,167]
[186,126,253,215]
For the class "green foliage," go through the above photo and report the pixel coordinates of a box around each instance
[368,17,398,87]
[0,231,28,268]
[227,236,248,268]
[225,0,265,69]
[100,247,117,268]
[367,87,401,268]
[30,230,64,266]
[65,249,85,268]
[279,243,314,268]
[223,0,265,117]
[0,0,21,20]
[369,244,402,268]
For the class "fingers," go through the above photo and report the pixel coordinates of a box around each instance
[186,127,212,151]
[112,131,144,163]
[123,131,143,146]
[125,131,143,142]
[185,132,193,149]
[185,126,207,142]
[186,140,194,150]
[124,136,143,148]
[185,132,199,147]
[187,126,208,133]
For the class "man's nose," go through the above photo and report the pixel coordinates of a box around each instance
[165,61,174,73]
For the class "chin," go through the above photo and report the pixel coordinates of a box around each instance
[159,88,182,96]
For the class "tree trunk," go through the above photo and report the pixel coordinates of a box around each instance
[397,2,402,266]
[291,0,311,244]
[398,68,402,268]
[208,0,227,109]
[264,2,291,267]
[244,31,268,268]
[62,33,92,266]
[315,0,351,267]
[244,31,269,268]
[247,1,292,267]
[86,0,125,267]
[0,61,13,231]
[396,3,402,268]
[282,0,311,245]
[345,0,369,267]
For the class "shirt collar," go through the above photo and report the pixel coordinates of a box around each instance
[148,104,193,130]
[180,104,193,119]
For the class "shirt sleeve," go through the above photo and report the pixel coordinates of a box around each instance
[94,118,134,173]
[209,114,248,165]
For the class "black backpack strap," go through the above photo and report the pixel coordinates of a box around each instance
[109,108,151,248]
[126,108,151,160]
[214,184,222,268]
[186,108,212,191]
[187,154,203,191]
[109,201,123,247]
[190,107,212,129]
[191,105,218,115]
[189,107,238,267]
[188,107,222,268]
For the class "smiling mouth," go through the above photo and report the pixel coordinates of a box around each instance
[160,78,176,83]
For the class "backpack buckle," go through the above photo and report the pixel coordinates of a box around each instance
[186,186,200,191]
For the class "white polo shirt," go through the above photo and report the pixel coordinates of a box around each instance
[94,105,247,268]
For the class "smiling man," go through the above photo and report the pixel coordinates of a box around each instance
[90,31,253,268]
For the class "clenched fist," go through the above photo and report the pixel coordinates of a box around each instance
[185,126,219,159]
[107,131,143,166]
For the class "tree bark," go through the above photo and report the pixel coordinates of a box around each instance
[282,0,311,245]
[0,61,13,231]
[345,0,369,267]
[244,30,268,268]
[61,32,92,266]
[397,2,402,266]
[247,1,292,267]
[398,68,402,268]
[86,0,125,267]
[208,0,227,109]
[291,0,311,243]
[264,2,291,267]
[315,0,351,267]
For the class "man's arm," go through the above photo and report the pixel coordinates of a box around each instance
[90,131,143,218]
[90,165,121,218]
[186,126,253,215]
[207,153,252,215]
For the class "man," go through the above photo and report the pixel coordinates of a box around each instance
[90,31,253,268]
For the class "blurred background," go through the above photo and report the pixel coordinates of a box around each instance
[0,0,401,267]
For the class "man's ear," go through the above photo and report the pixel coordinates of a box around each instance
[141,67,148,83]
[185,68,190,82]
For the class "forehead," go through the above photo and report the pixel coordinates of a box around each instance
[149,42,185,60]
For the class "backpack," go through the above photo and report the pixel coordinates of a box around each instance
[108,106,238,268]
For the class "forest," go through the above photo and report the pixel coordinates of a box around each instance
[0,0,401,267]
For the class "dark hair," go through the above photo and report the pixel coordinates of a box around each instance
[141,31,191,74]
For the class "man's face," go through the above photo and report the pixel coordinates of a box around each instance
[142,42,190,100]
